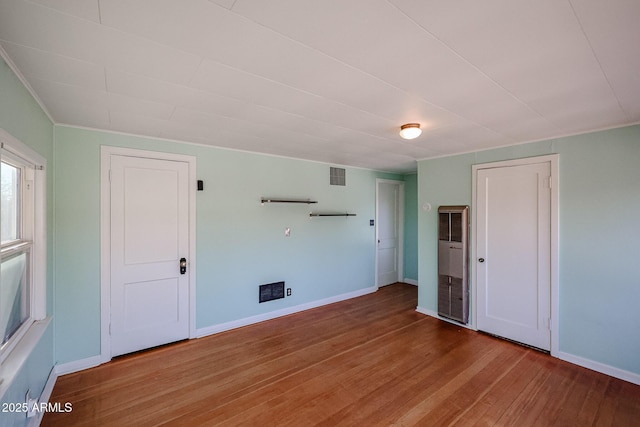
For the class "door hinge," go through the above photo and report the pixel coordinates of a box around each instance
[547,176,552,189]
[109,169,111,182]
[109,323,111,335]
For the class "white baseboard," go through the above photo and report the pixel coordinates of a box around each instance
[28,367,58,427]
[558,351,640,386]
[415,305,437,317]
[51,288,378,377]
[416,306,476,330]
[197,286,377,338]
[417,305,640,386]
[39,367,57,406]
[55,355,102,376]
[403,278,418,286]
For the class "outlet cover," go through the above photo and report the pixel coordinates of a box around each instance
[26,390,38,418]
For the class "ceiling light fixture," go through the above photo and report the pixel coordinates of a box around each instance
[399,123,422,140]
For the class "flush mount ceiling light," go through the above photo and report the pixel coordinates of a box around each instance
[399,123,422,140]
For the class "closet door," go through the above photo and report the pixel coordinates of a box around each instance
[476,162,551,350]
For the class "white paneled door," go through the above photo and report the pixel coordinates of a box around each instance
[110,155,190,357]
[377,180,403,287]
[476,161,551,351]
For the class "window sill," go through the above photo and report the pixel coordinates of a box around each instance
[0,317,51,400]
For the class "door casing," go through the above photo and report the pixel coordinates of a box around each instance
[471,154,559,356]
[375,179,404,288]
[100,146,197,363]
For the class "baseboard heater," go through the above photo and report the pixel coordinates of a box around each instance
[259,281,285,303]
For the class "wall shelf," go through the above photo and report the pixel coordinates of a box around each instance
[309,213,356,217]
[261,198,317,205]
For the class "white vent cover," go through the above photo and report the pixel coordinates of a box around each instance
[330,167,346,186]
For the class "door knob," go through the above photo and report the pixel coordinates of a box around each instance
[478,258,485,263]
[180,258,187,274]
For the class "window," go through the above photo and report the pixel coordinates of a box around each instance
[0,130,46,365]
[1,161,20,243]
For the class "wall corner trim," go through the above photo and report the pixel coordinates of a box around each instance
[196,286,378,338]
[0,44,55,124]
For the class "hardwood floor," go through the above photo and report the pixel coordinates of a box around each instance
[43,283,640,426]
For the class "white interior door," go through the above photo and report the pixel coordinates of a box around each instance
[476,161,551,350]
[377,181,403,287]
[110,155,190,357]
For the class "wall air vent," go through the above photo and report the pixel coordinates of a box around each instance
[330,167,346,186]
[259,281,285,303]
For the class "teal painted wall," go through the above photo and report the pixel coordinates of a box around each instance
[0,327,53,425]
[403,173,418,282]
[0,57,54,421]
[417,125,640,375]
[53,125,401,364]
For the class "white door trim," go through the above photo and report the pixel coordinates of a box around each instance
[375,179,405,288]
[471,154,559,356]
[100,146,197,363]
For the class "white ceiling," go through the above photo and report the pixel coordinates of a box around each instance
[1,0,638,173]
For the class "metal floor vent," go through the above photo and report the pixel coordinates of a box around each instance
[330,167,346,186]
[259,281,285,303]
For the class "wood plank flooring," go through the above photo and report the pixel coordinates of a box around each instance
[43,283,640,426]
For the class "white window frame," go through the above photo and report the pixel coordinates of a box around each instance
[0,128,47,368]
